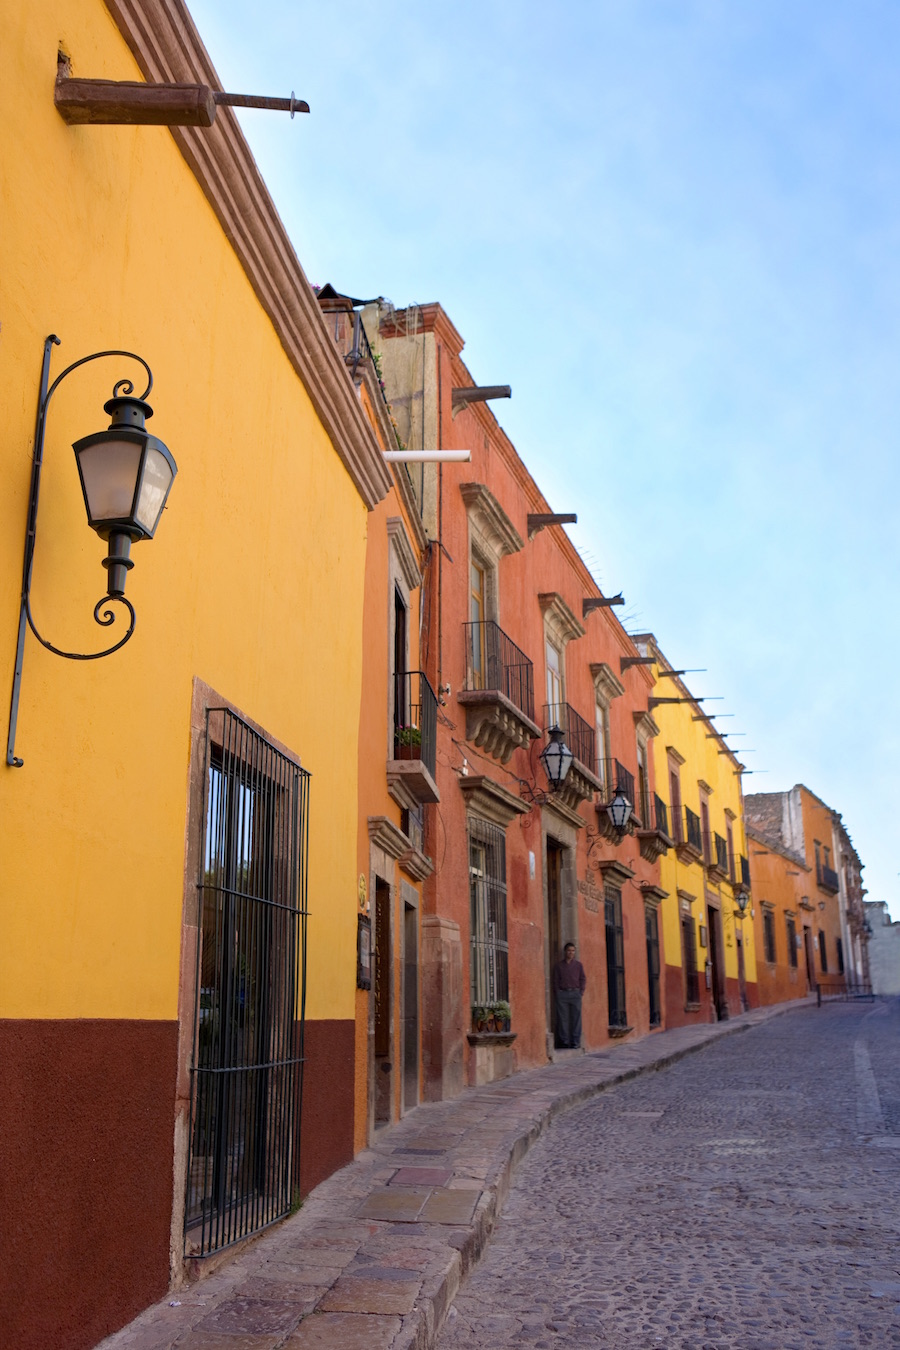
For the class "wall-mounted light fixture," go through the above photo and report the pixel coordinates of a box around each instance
[607,788,633,836]
[6,336,177,767]
[736,891,750,916]
[539,726,574,792]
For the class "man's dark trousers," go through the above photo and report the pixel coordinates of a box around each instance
[555,988,582,1049]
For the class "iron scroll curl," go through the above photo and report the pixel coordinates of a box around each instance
[24,592,137,661]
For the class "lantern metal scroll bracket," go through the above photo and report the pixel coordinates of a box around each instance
[7,336,174,768]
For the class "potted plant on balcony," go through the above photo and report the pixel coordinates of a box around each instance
[394,725,422,761]
[490,1000,511,1033]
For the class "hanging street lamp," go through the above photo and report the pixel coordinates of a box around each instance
[539,725,574,792]
[607,786,633,835]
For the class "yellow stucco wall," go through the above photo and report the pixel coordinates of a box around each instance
[1,0,367,1023]
[648,661,758,993]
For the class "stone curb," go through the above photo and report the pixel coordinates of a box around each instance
[98,999,813,1350]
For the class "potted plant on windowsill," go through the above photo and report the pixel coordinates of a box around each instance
[490,1000,511,1033]
[472,1004,490,1033]
[394,725,422,761]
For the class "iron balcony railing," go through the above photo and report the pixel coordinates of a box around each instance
[653,793,670,837]
[713,833,729,875]
[464,620,535,721]
[684,807,702,854]
[740,854,750,888]
[817,862,840,893]
[544,702,595,771]
[597,758,635,806]
[393,671,438,779]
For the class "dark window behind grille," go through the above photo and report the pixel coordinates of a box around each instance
[469,819,508,1007]
[605,885,627,1027]
[818,929,828,973]
[787,916,798,968]
[836,936,845,974]
[645,906,661,1027]
[187,708,310,1258]
[682,915,699,1004]
[763,910,776,963]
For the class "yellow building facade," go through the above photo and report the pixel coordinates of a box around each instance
[0,3,390,1346]
[635,637,757,1024]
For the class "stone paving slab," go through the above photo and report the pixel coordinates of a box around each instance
[97,1000,811,1350]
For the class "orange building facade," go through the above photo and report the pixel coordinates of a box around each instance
[370,300,673,1098]
[746,787,852,1002]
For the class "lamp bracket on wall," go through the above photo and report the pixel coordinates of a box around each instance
[583,594,624,614]
[7,337,175,768]
[527,513,577,539]
[451,385,511,417]
[55,78,309,127]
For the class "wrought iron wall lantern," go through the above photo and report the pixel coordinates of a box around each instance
[539,725,574,792]
[607,788,633,836]
[6,336,177,767]
[736,891,750,915]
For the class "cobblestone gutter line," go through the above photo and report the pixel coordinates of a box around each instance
[99,999,812,1350]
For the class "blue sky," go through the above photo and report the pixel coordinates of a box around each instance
[190,0,898,916]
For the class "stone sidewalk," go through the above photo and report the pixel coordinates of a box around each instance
[99,1000,811,1350]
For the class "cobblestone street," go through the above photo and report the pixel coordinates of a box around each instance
[437,1002,900,1350]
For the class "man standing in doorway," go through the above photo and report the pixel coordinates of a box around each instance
[553,942,586,1049]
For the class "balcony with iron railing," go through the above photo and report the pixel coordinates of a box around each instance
[708,832,729,880]
[636,791,675,863]
[739,853,751,890]
[387,671,440,809]
[542,702,601,808]
[817,862,840,894]
[458,621,540,764]
[676,806,703,862]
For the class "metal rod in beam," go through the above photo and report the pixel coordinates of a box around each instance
[383,450,471,462]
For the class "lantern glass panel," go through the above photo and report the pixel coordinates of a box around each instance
[77,438,142,524]
[135,444,175,535]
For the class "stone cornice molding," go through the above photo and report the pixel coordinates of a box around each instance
[400,847,434,883]
[666,745,686,767]
[386,517,422,591]
[540,794,586,833]
[367,815,410,860]
[104,0,392,511]
[640,883,669,908]
[459,483,523,559]
[595,858,636,887]
[459,775,529,829]
[539,592,586,647]
[590,662,625,704]
[633,710,660,740]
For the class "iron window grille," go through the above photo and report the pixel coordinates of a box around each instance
[605,884,627,1027]
[740,854,751,888]
[469,818,509,1011]
[653,794,669,836]
[763,910,776,964]
[464,619,535,720]
[645,906,661,1027]
[818,929,828,973]
[787,916,798,968]
[186,708,310,1258]
[682,914,699,1004]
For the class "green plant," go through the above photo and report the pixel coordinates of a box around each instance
[394,725,421,748]
[472,1004,490,1031]
[490,1000,511,1021]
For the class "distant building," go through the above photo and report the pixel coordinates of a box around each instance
[864,902,900,995]
[744,787,869,998]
